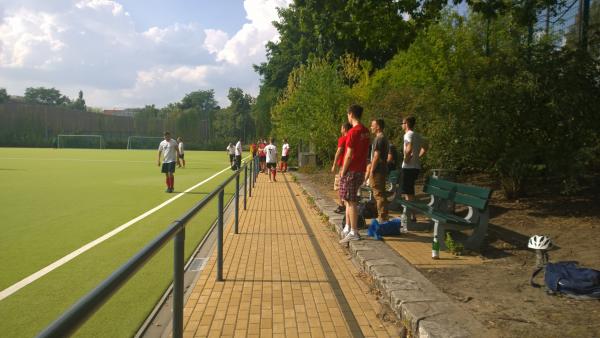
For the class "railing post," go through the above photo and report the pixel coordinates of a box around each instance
[249,160,253,197]
[173,226,185,338]
[244,165,247,210]
[235,172,239,234]
[217,190,224,282]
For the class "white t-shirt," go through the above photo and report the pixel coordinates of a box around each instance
[178,142,184,154]
[402,130,422,169]
[159,139,178,163]
[282,143,290,156]
[235,141,242,156]
[227,145,235,155]
[265,144,277,163]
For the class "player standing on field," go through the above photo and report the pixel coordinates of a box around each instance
[177,137,185,168]
[265,138,278,182]
[158,132,181,193]
[280,138,290,172]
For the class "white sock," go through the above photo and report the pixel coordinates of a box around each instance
[343,224,350,232]
[349,230,356,236]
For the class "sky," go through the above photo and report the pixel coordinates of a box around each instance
[0,0,292,108]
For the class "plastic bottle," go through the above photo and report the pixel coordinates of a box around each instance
[432,235,440,259]
[400,213,408,233]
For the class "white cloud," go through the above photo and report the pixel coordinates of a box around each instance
[0,0,291,108]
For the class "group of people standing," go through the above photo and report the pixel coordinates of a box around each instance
[157,132,186,193]
[249,138,290,182]
[332,104,427,244]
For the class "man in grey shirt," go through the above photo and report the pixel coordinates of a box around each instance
[401,116,428,221]
[366,118,389,222]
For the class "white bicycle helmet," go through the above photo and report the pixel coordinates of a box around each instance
[528,235,552,250]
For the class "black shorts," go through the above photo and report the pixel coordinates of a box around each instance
[266,162,276,169]
[281,156,288,162]
[259,156,266,163]
[161,162,176,174]
[178,154,184,159]
[229,154,234,162]
[400,168,420,195]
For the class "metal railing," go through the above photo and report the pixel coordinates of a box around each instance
[38,156,261,338]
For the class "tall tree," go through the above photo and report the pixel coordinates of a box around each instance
[0,88,8,103]
[70,90,86,111]
[24,87,70,105]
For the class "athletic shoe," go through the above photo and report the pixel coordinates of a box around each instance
[339,232,361,244]
[334,205,345,214]
[165,188,171,193]
[341,228,350,238]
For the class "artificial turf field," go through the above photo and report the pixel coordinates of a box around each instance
[0,147,237,337]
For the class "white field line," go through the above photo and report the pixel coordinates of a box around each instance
[0,165,234,302]
[0,157,224,164]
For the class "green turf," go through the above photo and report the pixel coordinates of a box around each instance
[0,148,244,337]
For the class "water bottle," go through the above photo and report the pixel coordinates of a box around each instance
[432,235,440,259]
[400,213,408,233]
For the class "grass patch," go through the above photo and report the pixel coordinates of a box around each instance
[0,148,233,337]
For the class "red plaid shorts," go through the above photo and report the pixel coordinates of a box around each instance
[339,171,365,202]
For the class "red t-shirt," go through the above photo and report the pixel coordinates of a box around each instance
[345,123,370,173]
[336,135,347,167]
[258,143,266,157]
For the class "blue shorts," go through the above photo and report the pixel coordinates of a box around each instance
[161,162,176,173]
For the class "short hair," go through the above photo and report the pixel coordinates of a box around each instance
[283,138,288,143]
[405,116,416,129]
[270,137,275,143]
[342,123,352,131]
[164,131,171,136]
[347,104,363,119]
[373,118,385,131]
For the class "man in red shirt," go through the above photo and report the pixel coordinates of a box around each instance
[331,122,352,214]
[258,139,267,173]
[339,104,371,243]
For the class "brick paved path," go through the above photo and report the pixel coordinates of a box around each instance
[182,173,398,337]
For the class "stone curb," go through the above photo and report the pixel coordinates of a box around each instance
[294,173,491,338]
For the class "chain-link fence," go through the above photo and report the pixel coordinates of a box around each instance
[537,0,600,57]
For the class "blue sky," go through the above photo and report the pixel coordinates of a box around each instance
[0,0,291,108]
[119,0,247,35]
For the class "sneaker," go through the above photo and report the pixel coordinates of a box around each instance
[333,205,345,214]
[341,227,350,238]
[165,188,171,193]
[339,232,361,244]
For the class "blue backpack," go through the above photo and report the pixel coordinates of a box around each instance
[531,261,600,300]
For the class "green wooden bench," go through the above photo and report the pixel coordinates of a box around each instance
[395,177,493,251]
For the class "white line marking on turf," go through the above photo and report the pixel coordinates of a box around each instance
[0,165,233,302]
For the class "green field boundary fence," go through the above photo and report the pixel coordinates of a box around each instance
[37,156,260,338]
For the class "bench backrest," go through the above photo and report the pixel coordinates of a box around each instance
[426,177,492,210]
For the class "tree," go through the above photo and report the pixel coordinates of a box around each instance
[24,87,70,105]
[70,90,86,111]
[0,88,8,103]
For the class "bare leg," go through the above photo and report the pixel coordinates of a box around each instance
[347,200,359,233]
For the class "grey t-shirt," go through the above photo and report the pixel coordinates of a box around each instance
[402,130,422,169]
[370,134,389,174]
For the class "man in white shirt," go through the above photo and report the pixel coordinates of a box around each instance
[234,138,242,170]
[280,139,290,172]
[401,116,428,220]
[265,137,278,182]
[177,137,185,168]
[158,131,181,193]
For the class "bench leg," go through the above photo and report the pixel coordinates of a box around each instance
[465,210,489,251]
[433,220,447,250]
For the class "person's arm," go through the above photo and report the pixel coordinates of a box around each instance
[157,150,161,166]
[419,139,428,158]
[175,146,181,166]
[370,150,380,177]
[404,141,413,163]
[331,147,343,173]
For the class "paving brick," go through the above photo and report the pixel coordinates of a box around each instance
[181,173,397,337]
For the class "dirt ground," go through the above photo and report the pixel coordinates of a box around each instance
[303,168,600,338]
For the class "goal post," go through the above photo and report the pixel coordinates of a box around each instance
[127,136,164,150]
[57,134,104,149]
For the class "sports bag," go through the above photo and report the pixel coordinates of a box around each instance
[368,218,402,240]
[531,261,600,300]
